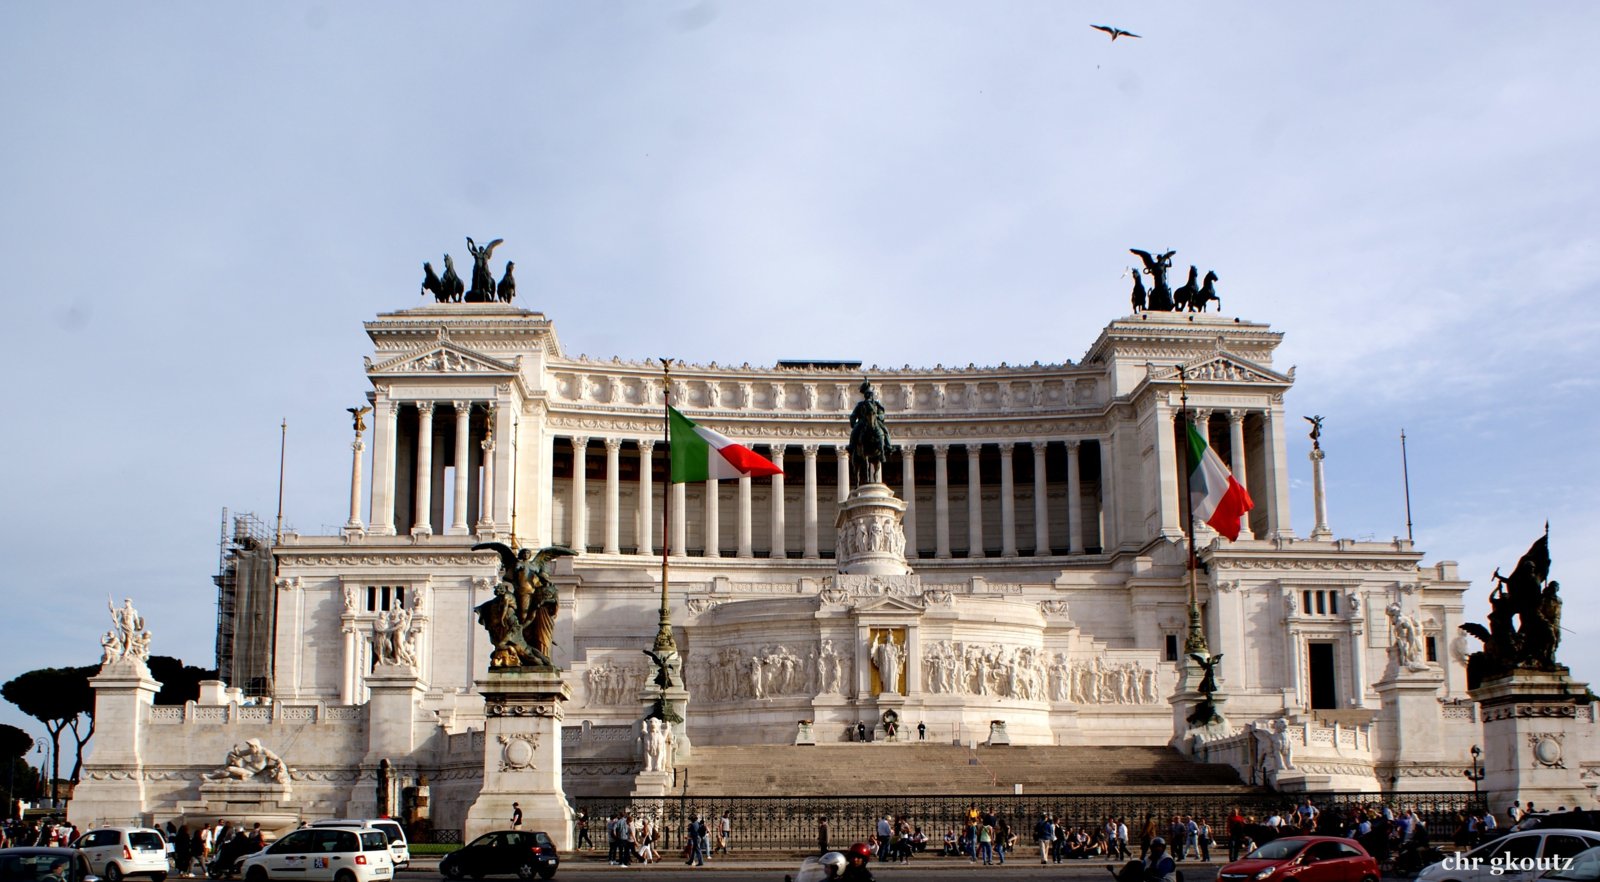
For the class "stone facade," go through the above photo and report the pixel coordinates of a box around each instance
[74,303,1600,834]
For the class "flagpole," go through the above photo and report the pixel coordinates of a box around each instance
[1400,428,1414,543]
[654,359,677,655]
[1177,366,1209,657]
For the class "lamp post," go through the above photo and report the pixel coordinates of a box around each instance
[1464,744,1486,795]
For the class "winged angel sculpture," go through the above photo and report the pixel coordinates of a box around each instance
[472,542,577,668]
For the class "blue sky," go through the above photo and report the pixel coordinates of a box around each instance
[2,3,1597,751]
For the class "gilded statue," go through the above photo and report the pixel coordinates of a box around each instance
[472,543,577,668]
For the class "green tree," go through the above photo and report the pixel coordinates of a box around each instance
[148,656,217,706]
[1,666,95,801]
[0,723,39,816]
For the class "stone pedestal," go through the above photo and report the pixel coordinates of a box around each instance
[835,483,910,576]
[464,669,575,848]
[1472,670,1596,812]
[629,770,672,798]
[985,720,1011,747]
[1272,771,1333,793]
[71,661,160,827]
[174,782,300,834]
[1375,665,1446,785]
[794,721,817,746]
[350,664,427,817]
[1171,688,1230,756]
[641,680,694,764]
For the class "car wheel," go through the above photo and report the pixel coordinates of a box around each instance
[334,871,356,882]
[536,868,555,880]
[106,864,124,882]
[442,861,465,880]
[245,869,268,882]
[516,863,535,880]
[154,874,168,882]
[1362,875,1379,882]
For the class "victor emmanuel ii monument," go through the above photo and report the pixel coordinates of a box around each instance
[68,241,1600,834]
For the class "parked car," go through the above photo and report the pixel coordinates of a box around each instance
[72,828,168,882]
[1416,828,1600,882]
[1543,845,1600,882]
[439,830,559,880]
[307,820,409,869]
[1219,835,1380,882]
[0,847,99,882]
[239,826,392,882]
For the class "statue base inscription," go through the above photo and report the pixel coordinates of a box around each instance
[1472,669,1595,813]
[464,668,574,848]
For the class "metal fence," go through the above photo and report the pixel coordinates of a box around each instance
[561,791,1485,852]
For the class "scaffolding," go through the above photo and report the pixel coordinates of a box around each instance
[214,509,277,696]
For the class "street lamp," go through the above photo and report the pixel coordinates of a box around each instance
[1465,744,1486,794]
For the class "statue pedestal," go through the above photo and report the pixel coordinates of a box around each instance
[350,664,427,817]
[629,770,672,799]
[174,782,300,834]
[72,661,159,827]
[1472,669,1595,812]
[1375,665,1446,782]
[794,721,817,746]
[1171,689,1230,755]
[464,669,574,849]
[640,683,693,764]
[984,721,1011,747]
[835,483,910,576]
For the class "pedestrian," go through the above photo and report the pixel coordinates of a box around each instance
[616,813,634,867]
[1197,818,1211,862]
[510,801,522,830]
[818,816,830,855]
[856,721,868,743]
[1035,814,1054,865]
[876,815,892,862]
[576,810,593,849]
[716,811,731,854]
[174,826,192,878]
[978,819,994,866]
[917,721,926,741]
[606,814,621,864]
[685,816,707,866]
[1227,806,1246,861]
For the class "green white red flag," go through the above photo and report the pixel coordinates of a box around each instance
[668,406,782,483]
[1186,420,1254,541]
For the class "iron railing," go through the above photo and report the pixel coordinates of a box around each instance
[557,791,1484,852]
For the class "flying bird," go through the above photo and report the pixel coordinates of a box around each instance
[1091,24,1141,41]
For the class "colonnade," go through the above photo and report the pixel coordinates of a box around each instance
[551,438,1109,559]
[363,399,509,537]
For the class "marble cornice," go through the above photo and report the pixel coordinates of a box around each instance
[541,411,1111,440]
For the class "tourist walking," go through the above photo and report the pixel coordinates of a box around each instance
[716,811,731,854]
[510,801,522,830]
[685,816,707,866]
[818,816,830,855]
[978,819,995,866]
[576,811,593,849]
[1197,818,1212,861]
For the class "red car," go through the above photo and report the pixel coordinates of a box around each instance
[1219,836,1380,882]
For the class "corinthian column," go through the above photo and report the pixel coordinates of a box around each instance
[478,418,495,535]
[901,444,917,558]
[1228,410,1254,540]
[1032,441,1050,555]
[704,478,721,557]
[802,445,820,559]
[671,481,686,555]
[637,440,655,556]
[345,433,365,534]
[1066,440,1084,555]
[769,447,786,559]
[370,399,399,535]
[570,436,589,550]
[1155,403,1182,539]
[933,444,951,559]
[999,442,1017,557]
[412,402,435,537]
[449,402,472,535]
[603,437,622,554]
[737,472,753,558]
[836,446,850,501]
[966,444,984,558]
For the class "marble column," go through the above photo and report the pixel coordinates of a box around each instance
[603,438,622,554]
[671,481,687,555]
[836,446,850,501]
[345,436,365,533]
[1263,405,1292,538]
[412,402,435,537]
[1099,437,1117,551]
[1228,410,1254,539]
[370,399,399,535]
[1066,440,1084,555]
[768,447,786,559]
[900,444,917,558]
[1310,447,1332,540]
[737,473,753,558]
[704,478,721,557]
[999,442,1017,556]
[449,402,472,535]
[933,444,952,559]
[637,441,655,556]
[570,436,588,551]
[966,444,984,557]
[802,444,820,559]
[477,405,496,534]
[1031,441,1050,555]
[1155,403,1182,539]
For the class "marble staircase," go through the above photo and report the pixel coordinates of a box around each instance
[676,743,1252,795]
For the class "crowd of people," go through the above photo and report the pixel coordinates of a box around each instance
[581,809,735,867]
[0,818,80,848]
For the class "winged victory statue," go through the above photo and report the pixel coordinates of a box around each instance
[471,542,578,668]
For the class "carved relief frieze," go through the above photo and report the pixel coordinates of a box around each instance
[497,733,540,771]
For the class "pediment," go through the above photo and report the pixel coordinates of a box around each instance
[851,594,925,614]
[366,341,516,375]
[1158,351,1291,386]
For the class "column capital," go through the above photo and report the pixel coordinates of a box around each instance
[1228,408,1248,425]
[572,435,590,449]
[932,443,950,457]
[453,400,473,416]
[965,443,982,459]
[1032,440,1050,456]
[415,400,435,416]
[802,444,820,458]
[603,437,623,453]
[637,439,656,454]
[998,441,1015,455]
[385,399,403,417]
[835,445,849,458]
[768,445,784,464]
[1065,439,1082,452]
[1194,407,1213,423]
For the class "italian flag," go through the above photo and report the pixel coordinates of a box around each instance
[668,406,783,483]
[1186,420,1254,541]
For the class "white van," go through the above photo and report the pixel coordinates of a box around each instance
[308,820,409,869]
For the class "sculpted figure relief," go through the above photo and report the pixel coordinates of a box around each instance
[101,597,151,666]
[372,607,419,668]
[203,739,292,786]
[473,543,577,669]
[1386,602,1428,672]
[870,631,905,695]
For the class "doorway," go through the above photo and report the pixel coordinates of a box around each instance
[1308,641,1338,709]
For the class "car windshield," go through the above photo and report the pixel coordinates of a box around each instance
[1548,850,1600,881]
[1249,840,1309,860]
[360,833,388,853]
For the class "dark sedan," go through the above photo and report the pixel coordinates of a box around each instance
[1219,836,1380,882]
[439,831,558,880]
[0,848,98,882]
